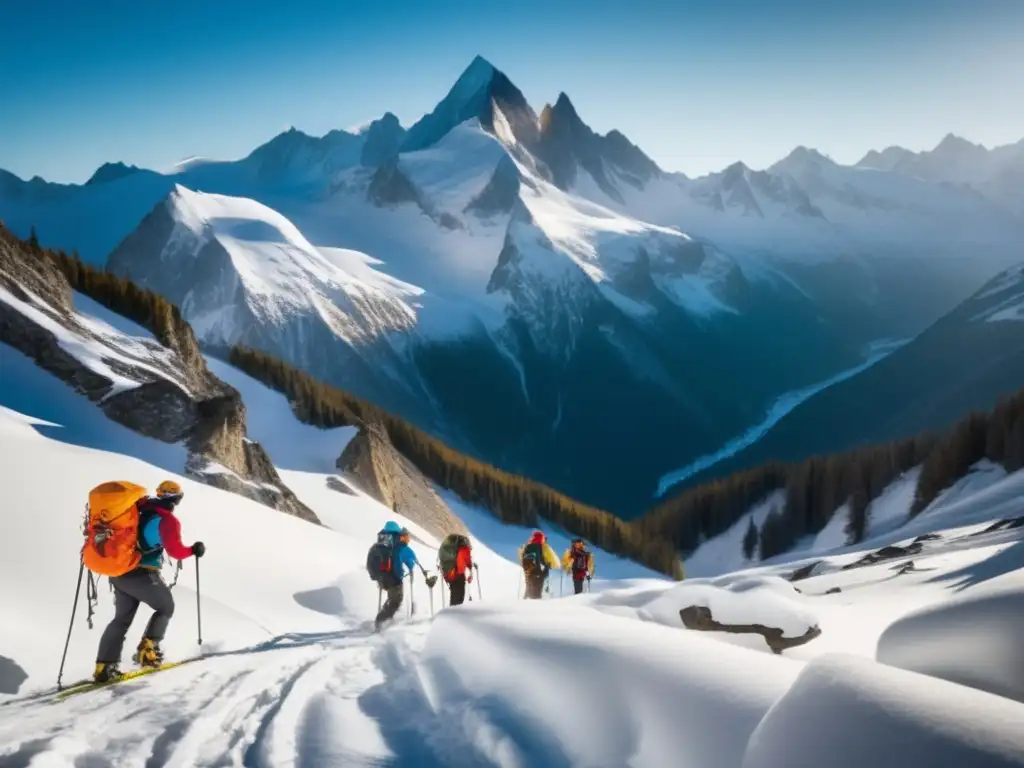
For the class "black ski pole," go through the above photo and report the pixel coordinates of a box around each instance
[57,561,85,690]
[195,557,203,648]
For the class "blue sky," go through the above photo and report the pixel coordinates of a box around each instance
[2,0,1021,183]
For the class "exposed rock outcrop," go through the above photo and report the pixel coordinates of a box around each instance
[367,158,422,208]
[465,154,520,216]
[841,542,923,570]
[0,226,318,522]
[336,422,467,541]
[679,605,822,654]
[360,112,406,168]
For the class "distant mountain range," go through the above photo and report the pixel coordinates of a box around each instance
[1,55,1021,516]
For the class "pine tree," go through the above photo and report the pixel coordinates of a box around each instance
[742,516,758,560]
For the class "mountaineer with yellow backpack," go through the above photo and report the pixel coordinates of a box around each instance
[80,480,205,683]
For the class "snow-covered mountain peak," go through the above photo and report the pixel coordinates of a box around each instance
[770,146,835,177]
[534,91,660,204]
[934,132,982,156]
[856,145,915,171]
[400,56,538,154]
[448,54,497,104]
[353,111,401,136]
[109,185,422,350]
[240,126,365,188]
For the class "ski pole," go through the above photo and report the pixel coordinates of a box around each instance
[560,570,564,597]
[195,557,203,648]
[474,563,482,601]
[57,560,85,690]
[378,584,383,613]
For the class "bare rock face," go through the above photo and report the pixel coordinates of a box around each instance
[336,422,467,541]
[0,226,317,523]
[465,154,520,216]
[367,159,422,208]
[842,542,923,570]
[679,605,822,654]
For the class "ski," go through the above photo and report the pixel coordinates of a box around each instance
[54,657,203,701]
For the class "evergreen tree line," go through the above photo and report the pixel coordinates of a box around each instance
[227,345,686,578]
[4,226,682,576]
[639,387,1024,563]
[14,225,1019,573]
[13,226,196,354]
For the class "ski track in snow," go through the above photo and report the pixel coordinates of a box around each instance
[2,317,1024,765]
[0,630,419,768]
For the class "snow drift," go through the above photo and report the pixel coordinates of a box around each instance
[743,653,1024,768]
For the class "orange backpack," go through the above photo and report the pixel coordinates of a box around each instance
[82,481,148,577]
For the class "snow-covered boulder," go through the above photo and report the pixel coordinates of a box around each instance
[743,653,1024,768]
[642,575,821,653]
[876,577,1024,704]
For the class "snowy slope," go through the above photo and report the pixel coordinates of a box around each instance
[109,184,421,347]
[685,459,1022,579]
[2,384,1024,765]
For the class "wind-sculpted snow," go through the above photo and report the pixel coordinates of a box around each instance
[399,120,508,219]
[2,383,1024,765]
[877,574,1024,704]
[111,184,421,348]
[0,285,191,399]
[743,654,1024,768]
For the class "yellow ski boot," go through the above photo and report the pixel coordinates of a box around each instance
[134,638,164,669]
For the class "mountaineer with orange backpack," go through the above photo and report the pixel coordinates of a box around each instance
[84,480,205,683]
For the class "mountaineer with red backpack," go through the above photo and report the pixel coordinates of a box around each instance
[87,480,205,683]
[438,533,473,606]
[366,521,420,631]
[518,530,560,599]
[562,538,595,594]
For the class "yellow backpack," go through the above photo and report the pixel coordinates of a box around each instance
[81,481,148,577]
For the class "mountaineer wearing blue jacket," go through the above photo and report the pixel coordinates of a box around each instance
[367,521,419,631]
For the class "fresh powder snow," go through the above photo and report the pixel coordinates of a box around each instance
[1,383,1023,764]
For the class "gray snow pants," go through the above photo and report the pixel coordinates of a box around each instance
[376,583,404,626]
[96,568,175,663]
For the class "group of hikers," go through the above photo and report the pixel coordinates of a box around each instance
[77,478,596,684]
[366,524,596,631]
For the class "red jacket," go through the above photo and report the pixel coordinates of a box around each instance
[139,497,194,562]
